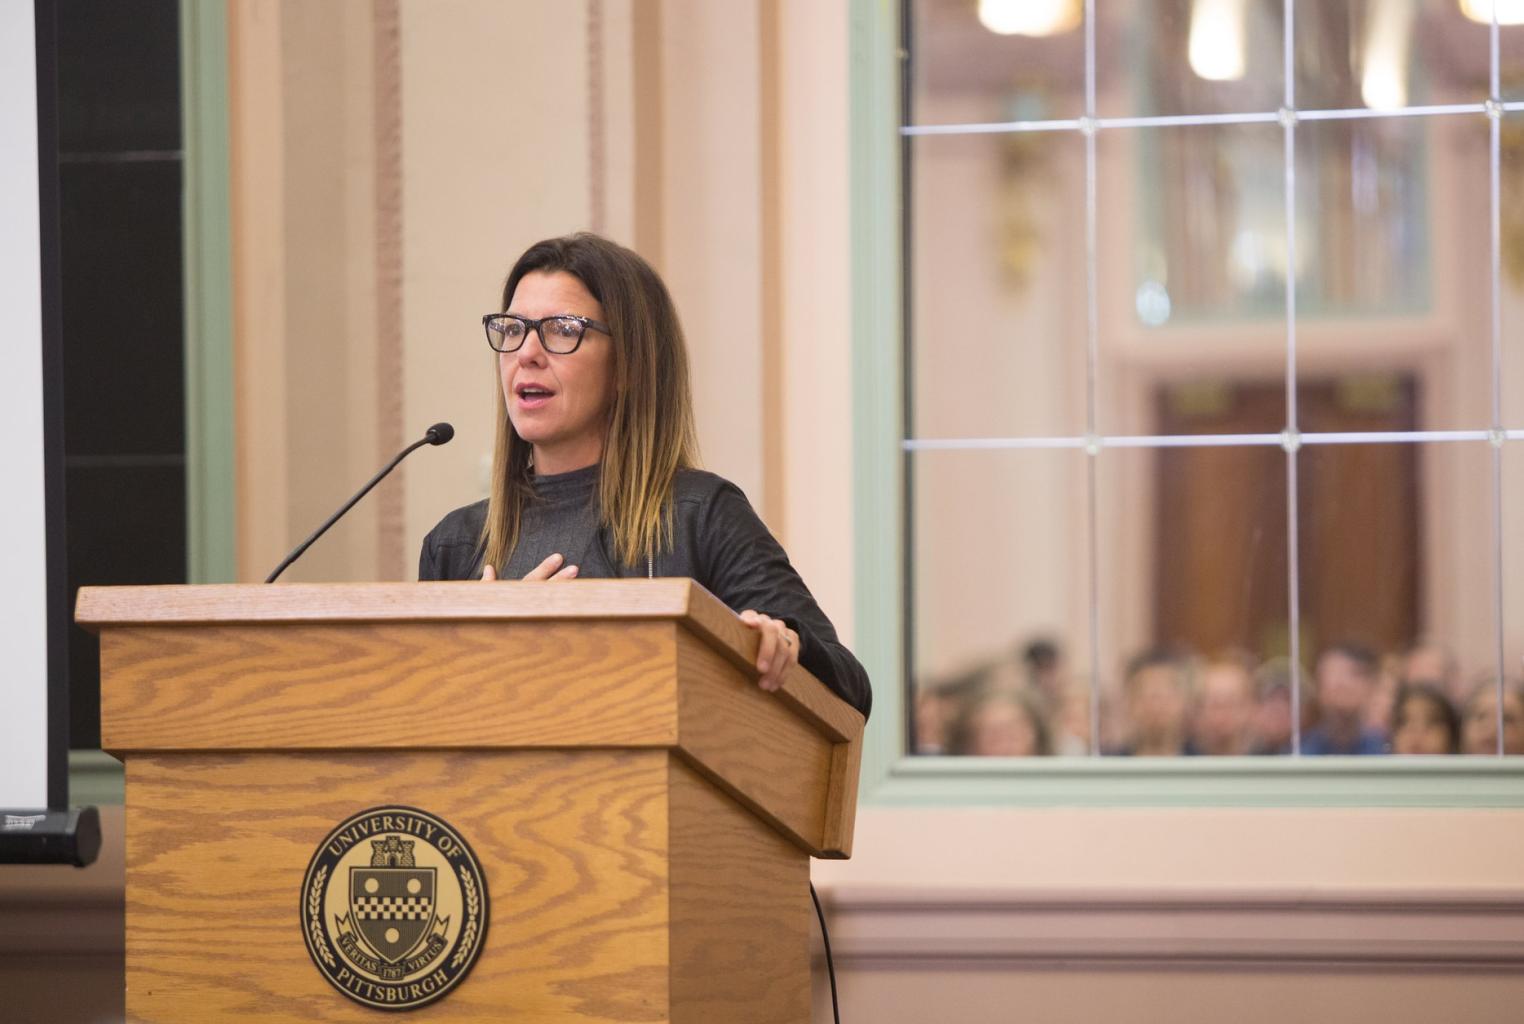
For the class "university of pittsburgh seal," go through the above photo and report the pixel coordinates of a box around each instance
[302,806,489,1011]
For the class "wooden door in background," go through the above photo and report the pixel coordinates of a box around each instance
[1153,376,1419,660]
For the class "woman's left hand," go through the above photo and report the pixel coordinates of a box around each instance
[738,610,799,693]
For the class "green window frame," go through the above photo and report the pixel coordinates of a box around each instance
[183,0,237,588]
[849,0,1524,808]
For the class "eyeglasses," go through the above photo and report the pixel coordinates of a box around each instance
[482,313,611,354]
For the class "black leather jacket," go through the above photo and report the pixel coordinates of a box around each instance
[418,466,871,718]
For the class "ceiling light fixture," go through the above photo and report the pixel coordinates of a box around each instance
[1188,0,1249,82]
[977,0,1082,38]
[1460,0,1524,26]
[1362,0,1416,111]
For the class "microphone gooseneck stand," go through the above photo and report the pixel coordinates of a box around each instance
[266,422,454,583]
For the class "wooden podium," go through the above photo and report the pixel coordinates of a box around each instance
[77,581,864,1023]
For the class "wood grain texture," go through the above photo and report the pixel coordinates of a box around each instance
[124,751,673,1023]
[101,622,679,752]
[92,582,862,1019]
[79,581,864,749]
[667,758,810,1024]
[821,732,863,860]
[666,590,863,746]
[79,580,710,627]
[122,752,815,1023]
[674,631,833,857]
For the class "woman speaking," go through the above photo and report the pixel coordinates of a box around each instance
[418,233,871,717]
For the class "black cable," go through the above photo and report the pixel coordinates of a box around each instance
[810,882,841,1024]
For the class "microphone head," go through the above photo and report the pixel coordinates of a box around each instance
[425,422,455,445]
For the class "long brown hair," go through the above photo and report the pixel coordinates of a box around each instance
[481,233,699,571]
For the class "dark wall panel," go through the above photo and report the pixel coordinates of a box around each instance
[57,0,180,153]
[60,159,184,457]
[55,1,186,750]
[65,464,187,748]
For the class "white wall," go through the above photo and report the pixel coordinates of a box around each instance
[0,0,50,808]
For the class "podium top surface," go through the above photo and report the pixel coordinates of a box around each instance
[76,579,864,746]
[79,579,729,626]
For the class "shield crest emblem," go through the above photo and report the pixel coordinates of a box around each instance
[351,866,436,964]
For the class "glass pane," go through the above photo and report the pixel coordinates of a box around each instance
[1099,121,1288,437]
[1293,115,1439,316]
[1116,121,1287,321]
[1498,441,1524,754]
[1296,115,1493,432]
[1095,445,1292,756]
[1298,440,1496,756]
[908,0,1085,127]
[1294,2,1488,112]
[1503,113,1524,429]
[1498,9,1524,105]
[1096,0,1284,120]
[909,131,1087,440]
[909,448,1092,756]
[899,1,1517,773]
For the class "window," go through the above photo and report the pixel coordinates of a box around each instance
[866,0,1524,792]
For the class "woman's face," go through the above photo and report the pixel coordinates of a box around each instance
[1463,689,1524,755]
[501,270,614,475]
[1391,694,1453,755]
[968,698,1039,757]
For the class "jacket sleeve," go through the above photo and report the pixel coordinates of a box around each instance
[418,531,443,581]
[416,510,484,581]
[693,481,872,719]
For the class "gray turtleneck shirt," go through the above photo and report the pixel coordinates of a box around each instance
[418,465,871,718]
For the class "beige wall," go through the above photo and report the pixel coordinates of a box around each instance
[396,0,595,560]
[226,0,855,636]
[230,0,390,583]
[813,964,1524,1024]
[775,0,854,640]
[810,806,1524,1023]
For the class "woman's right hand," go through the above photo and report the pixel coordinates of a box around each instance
[480,553,578,581]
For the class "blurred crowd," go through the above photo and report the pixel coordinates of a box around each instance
[914,639,1524,758]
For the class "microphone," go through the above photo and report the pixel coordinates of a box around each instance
[265,422,454,583]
